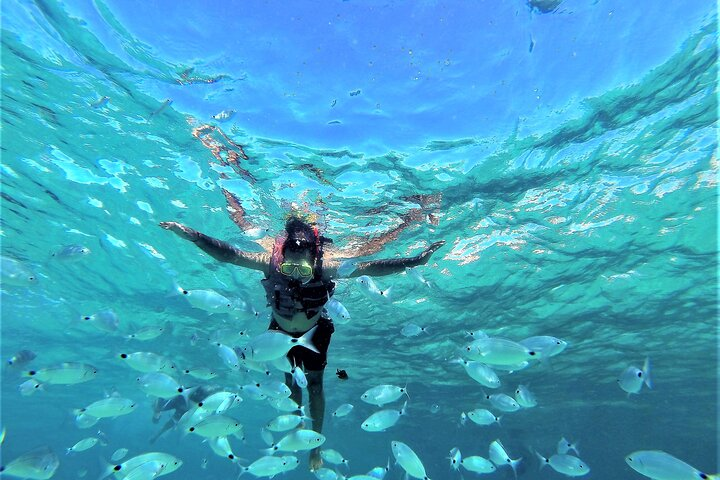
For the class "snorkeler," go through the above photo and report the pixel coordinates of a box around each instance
[160,215,444,470]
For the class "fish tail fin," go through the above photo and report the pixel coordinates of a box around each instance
[179,386,197,405]
[96,457,116,480]
[383,286,393,301]
[496,415,503,426]
[261,445,277,456]
[172,281,186,296]
[297,326,320,354]
[642,357,652,389]
[534,450,547,470]
[510,456,522,480]
[235,465,247,480]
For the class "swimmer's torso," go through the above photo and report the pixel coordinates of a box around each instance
[272,309,321,333]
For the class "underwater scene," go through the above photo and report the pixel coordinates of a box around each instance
[0,1,717,479]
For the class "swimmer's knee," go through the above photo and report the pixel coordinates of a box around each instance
[305,370,324,391]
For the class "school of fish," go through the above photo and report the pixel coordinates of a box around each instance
[1,256,716,480]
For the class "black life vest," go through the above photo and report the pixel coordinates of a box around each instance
[261,235,335,319]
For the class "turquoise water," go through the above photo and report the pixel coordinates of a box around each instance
[1,1,717,479]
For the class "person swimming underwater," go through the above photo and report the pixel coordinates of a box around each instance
[160,215,444,470]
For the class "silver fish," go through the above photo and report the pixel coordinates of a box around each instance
[391,441,428,480]
[212,109,236,122]
[7,349,36,368]
[488,439,522,479]
[537,452,590,477]
[52,244,91,260]
[448,447,462,471]
[264,429,325,455]
[466,408,501,426]
[148,98,173,119]
[18,379,43,396]
[90,96,110,108]
[557,437,580,456]
[401,323,427,337]
[625,450,715,480]
[332,403,354,418]
[461,455,497,474]
[361,402,407,432]
[239,455,298,477]
[361,384,408,407]
[111,448,129,462]
[324,298,351,324]
[26,363,97,385]
[0,446,59,480]
[356,276,393,302]
[75,397,136,418]
[618,357,652,395]
[406,267,432,288]
[81,310,119,333]
[66,437,99,454]
[240,327,319,363]
[188,415,243,438]
[514,384,537,408]
[1,256,38,287]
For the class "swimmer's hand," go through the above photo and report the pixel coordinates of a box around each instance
[309,448,323,471]
[418,240,446,265]
[159,221,197,242]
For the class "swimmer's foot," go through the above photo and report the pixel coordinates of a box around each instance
[309,448,323,471]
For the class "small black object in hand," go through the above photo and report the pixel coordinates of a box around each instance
[336,369,348,380]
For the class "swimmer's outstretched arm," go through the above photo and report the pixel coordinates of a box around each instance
[325,240,445,278]
[159,221,269,272]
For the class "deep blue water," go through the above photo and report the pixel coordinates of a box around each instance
[1,1,717,479]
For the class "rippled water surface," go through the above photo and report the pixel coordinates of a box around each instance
[1,1,717,479]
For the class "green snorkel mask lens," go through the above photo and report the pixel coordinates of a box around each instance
[280,262,313,278]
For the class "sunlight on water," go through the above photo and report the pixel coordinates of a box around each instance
[1,1,717,479]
